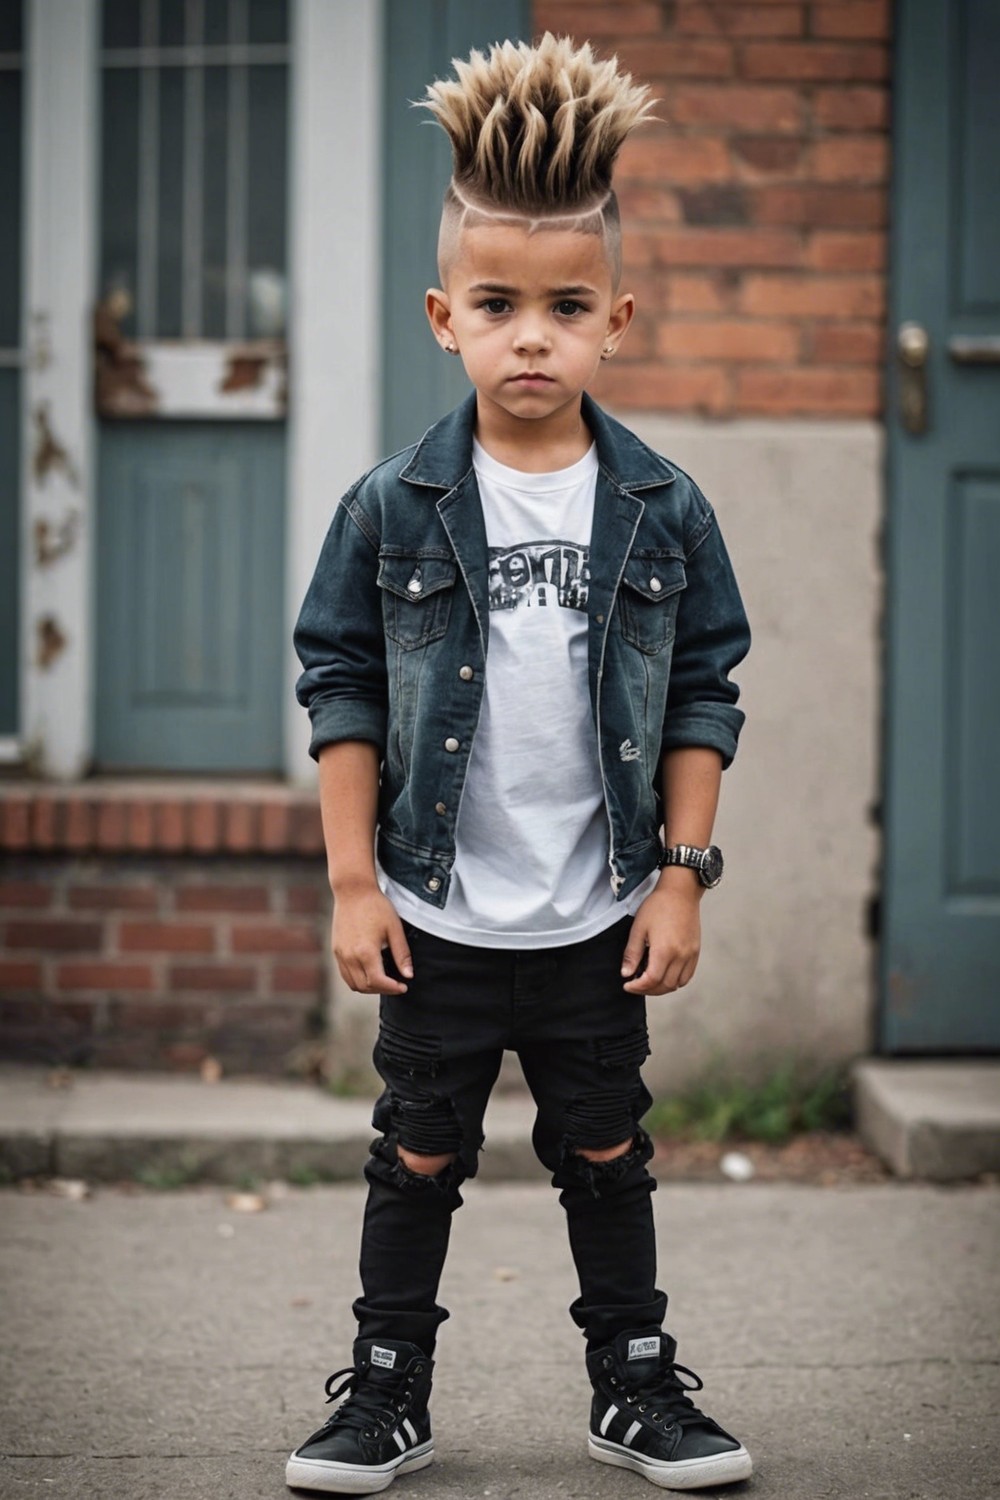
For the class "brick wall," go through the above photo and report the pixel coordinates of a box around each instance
[0,788,331,1074]
[535,0,892,417]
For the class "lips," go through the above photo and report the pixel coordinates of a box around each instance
[510,372,554,384]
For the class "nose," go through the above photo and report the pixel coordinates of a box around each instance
[513,313,550,355]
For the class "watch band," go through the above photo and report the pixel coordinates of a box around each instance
[658,843,724,888]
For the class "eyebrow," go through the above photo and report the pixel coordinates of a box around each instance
[467,281,598,297]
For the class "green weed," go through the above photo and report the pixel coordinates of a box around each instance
[644,1061,853,1145]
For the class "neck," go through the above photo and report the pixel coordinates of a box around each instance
[473,392,593,473]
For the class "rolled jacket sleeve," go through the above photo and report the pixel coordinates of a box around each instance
[660,507,751,770]
[293,496,388,761]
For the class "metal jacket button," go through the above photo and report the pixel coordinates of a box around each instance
[444,737,460,753]
[426,876,441,892]
[434,802,447,816]
[649,577,662,593]
[459,665,474,681]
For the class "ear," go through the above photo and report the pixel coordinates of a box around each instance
[606,292,635,348]
[426,288,455,350]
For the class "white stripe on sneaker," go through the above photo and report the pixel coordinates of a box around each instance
[392,1429,406,1453]
[600,1404,617,1436]
[403,1418,418,1444]
[623,1420,642,1447]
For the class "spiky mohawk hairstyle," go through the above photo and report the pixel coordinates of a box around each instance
[421,32,656,283]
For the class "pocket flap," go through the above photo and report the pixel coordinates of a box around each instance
[377,554,457,602]
[620,555,687,603]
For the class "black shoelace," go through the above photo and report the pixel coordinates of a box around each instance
[609,1358,711,1431]
[318,1365,412,1440]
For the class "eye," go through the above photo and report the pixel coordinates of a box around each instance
[479,298,510,315]
[555,300,586,317]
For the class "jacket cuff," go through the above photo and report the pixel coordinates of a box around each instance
[660,703,746,771]
[307,699,388,761]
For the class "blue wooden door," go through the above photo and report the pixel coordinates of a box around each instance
[882,0,1000,1049]
[94,0,289,772]
[381,0,531,454]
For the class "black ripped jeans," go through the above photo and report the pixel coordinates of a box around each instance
[353,916,668,1357]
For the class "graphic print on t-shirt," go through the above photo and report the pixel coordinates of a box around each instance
[487,539,590,613]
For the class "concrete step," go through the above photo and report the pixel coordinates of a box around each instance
[0,1067,546,1185]
[854,1059,1000,1180]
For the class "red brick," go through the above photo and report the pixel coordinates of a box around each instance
[64,798,94,850]
[595,361,732,415]
[811,135,889,183]
[1,797,31,849]
[751,185,886,228]
[735,365,881,414]
[126,799,156,850]
[272,961,325,993]
[657,318,800,361]
[113,999,213,1029]
[223,799,257,852]
[155,801,187,851]
[812,85,889,130]
[740,272,884,317]
[96,799,128,849]
[55,961,157,991]
[292,803,327,857]
[666,272,740,313]
[30,797,61,848]
[0,959,44,989]
[616,39,735,78]
[808,323,885,364]
[259,801,291,852]
[536,2,663,37]
[615,183,684,224]
[0,881,55,908]
[189,800,221,852]
[674,4,804,38]
[68,885,159,911]
[5,919,102,951]
[175,884,270,913]
[650,226,802,267]
[730,135,804,177]
[119,921,216,953]
[618,135,731,185]
[806,230,886,271]
[286,885,328,915]
[740,41,889,82]
[168,963,258,991]
[670,83,803,130]
[812,1,891,41]
[231,923,322,954]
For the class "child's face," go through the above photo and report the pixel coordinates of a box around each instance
[426,222,634,431]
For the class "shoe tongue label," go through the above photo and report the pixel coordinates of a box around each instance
[628,1336,660,1361]
[371,1345,397,1370]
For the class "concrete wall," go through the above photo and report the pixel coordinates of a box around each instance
[623,412,883,1092]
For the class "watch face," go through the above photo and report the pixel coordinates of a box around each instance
[701,846,724,887]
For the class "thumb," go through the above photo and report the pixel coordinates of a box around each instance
[621,923,647,978]
[387,919,414,980]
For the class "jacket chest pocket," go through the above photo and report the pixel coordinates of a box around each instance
[378,553,457,649]
[618,555,686,655]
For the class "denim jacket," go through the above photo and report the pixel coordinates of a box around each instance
[294,391,750,909]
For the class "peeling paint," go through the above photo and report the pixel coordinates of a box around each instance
[34,510,81,567]
[94,294,159,417]
[36,615,68,670]
[32,403,81,488]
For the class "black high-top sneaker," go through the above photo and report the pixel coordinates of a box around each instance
[586,1329,752,1491]
[285,1338,434,1494]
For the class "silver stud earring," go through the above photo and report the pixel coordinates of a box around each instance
[601,345,616,360]
[443,343,458,355]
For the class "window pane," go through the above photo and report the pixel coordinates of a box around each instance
[204,0,229,45]
[0,0,23,53]
[102,0,140,50]
[0,70,22,348]
[0,369,19,736]
[157,67,185,336]
[158,0,186,47]
[245,64,287,337]
[100,67,140,336]
[247,0,287,45]
[202,65,229,337]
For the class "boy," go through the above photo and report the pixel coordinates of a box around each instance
[289,33,752,1495]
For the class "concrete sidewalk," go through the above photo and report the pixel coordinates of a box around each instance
[1,1178,998,1500]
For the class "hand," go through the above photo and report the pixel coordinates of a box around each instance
[621,873,702,995]
[330,882,413,995]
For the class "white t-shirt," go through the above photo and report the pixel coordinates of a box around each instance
[383,438,656,948]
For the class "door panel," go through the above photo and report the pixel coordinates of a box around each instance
[380,0,532,455]
[883,0,1000,1049]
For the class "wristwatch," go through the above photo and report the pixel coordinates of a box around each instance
[658,843,724,888]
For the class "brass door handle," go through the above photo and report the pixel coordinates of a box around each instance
[948,335,1000,364]
[897,321,929,434]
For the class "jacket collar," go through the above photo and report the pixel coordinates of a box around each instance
[399,390,677,493]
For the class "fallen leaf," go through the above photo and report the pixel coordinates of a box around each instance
[225,1191,267,1213]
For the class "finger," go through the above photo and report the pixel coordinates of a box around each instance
[386,921,414,981]
[365,948,408,996]
[620,923,648,978]
[623,951,669,994]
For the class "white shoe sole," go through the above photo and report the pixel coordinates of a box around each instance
[285,1439,434,1494]
[589,1434,752,1490]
